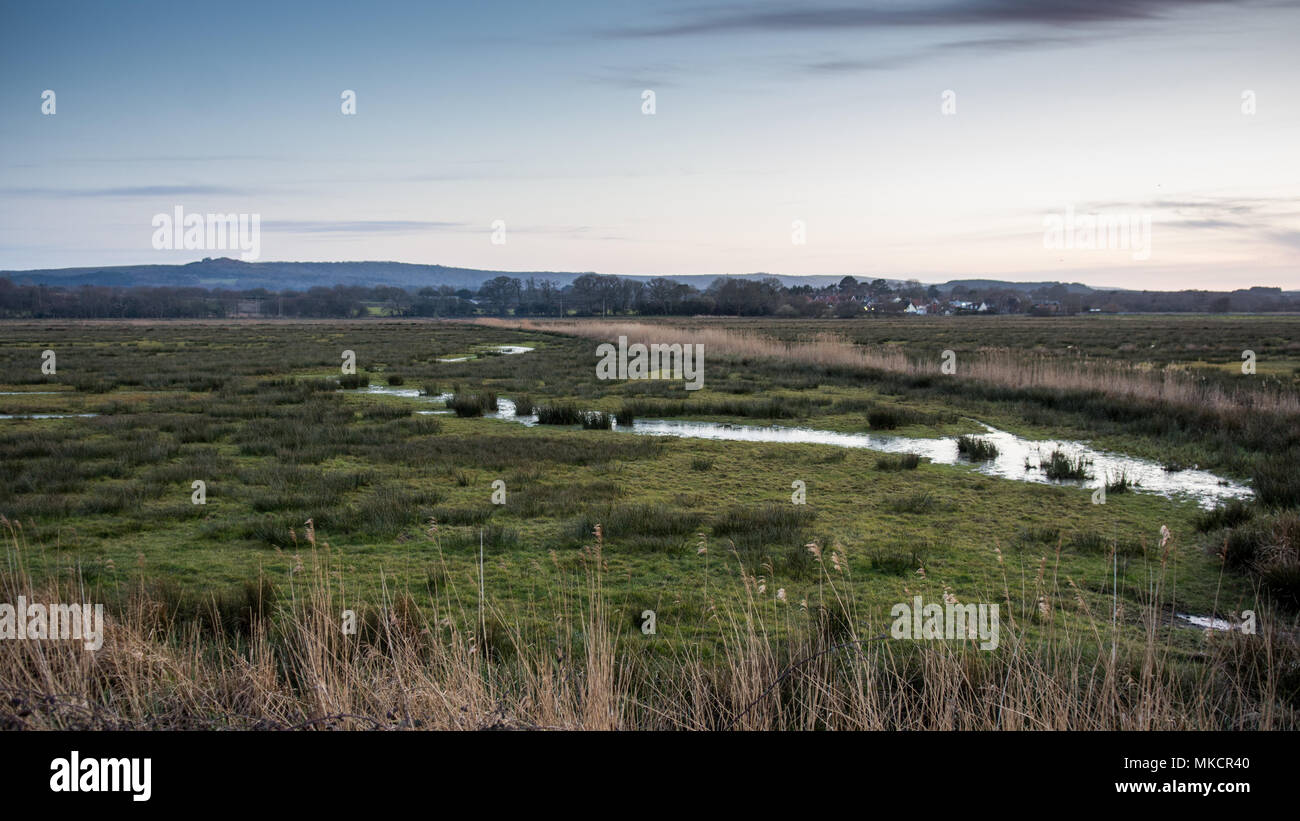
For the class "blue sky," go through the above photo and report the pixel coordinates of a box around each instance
[1,0,1298,288]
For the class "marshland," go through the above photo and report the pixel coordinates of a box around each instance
[1,314,1298,729]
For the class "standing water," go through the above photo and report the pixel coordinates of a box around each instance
[473,398,1251,509]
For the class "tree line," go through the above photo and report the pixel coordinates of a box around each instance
[0,274,1293,319]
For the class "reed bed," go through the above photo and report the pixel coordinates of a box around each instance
[477,318,1300,418]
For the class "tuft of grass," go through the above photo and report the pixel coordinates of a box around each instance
[569,504,703,547]
[956,435,999,461]
[1196,499,1253,532]
[620,396,810,420]
[1066,531,1143,557]
[1105,470,1134,494]
[870,548,923,576]
[888,492,936,514]
[430,505,497,526]
[535,403,583,425]
[1214,511,1300,608]
[359,404,411,421]
[337,374,370,389]
[875,453,920,471]
[711,504,817,554]
[440,523,519,552]
[1254,448,1300,508]
[1043,449,1091,481]
[447,392,499,418]
[867,408,904,430]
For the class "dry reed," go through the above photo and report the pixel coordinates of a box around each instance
[2,518,1293,731]
[477,318,1300,417]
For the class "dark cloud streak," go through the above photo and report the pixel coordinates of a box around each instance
[265,220,469,234]
[610,0,1245,38]
[802,33,1086,73]
[2,185,252,198]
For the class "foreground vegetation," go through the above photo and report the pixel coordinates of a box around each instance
[1,315,1297,729]
[4,520,1297,730]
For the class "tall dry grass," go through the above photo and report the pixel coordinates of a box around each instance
[2,518,1295,730]
[479,318,1300,417]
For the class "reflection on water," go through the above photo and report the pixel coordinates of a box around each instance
[0,413,99,419]
[1176,613,1236,631]
[358,384,425,399]
[480,398,1250,509]
[327,381,1260,509]
[437,344,535,362]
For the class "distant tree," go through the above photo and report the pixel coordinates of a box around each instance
[833,299,862,318]
[478,276,521,315]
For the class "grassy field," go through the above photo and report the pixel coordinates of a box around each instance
[1,315,1298,729]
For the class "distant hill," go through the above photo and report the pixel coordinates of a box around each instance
[1,258,848,292]
[7,260,1266,298]
[942,279,1104,294]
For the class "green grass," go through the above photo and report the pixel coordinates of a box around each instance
[875,453,921,471]
[0,316,1285,656]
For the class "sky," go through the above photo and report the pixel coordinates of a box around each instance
[1,0,1298,289]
